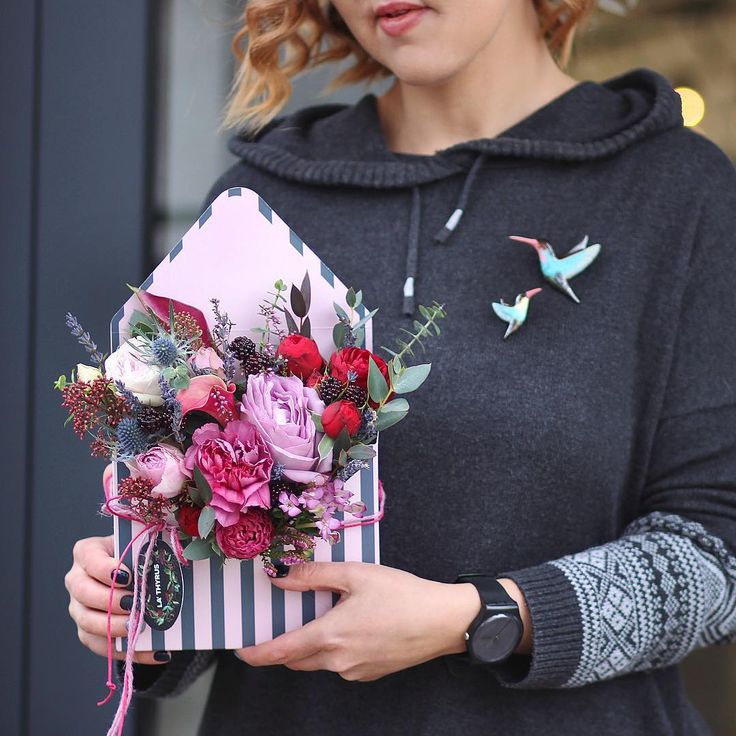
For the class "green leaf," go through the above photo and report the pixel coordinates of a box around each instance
[353,308,378,330]
[197,506,216,539]
[392,363,431,394]
[333,302,349,322]
[193,467,213,504]
[300,272,311,313]
[333,323,347,350]
[183,538,213,561]
[310,411,324,433]
[346,287,357,309]
[347,444,376,460]
[376,409,408,432]
[187,483,202,506]
[333,427,352,458]
[168,299,176,337]
[290,284,307,319]
[368,357,389,404]
[338,448,348,466]
[318,434,334,461]
[353,326,365,347]
[381,398,409,413]
[354,290,363,309]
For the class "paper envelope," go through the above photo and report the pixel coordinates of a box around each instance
[111,187,380,652]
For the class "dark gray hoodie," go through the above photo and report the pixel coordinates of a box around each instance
[123,67,736,736]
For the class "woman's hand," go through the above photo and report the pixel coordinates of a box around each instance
[64,534,170,665]
[233,562,532,682]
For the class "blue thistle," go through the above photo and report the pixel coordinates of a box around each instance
[116,417,148,457]
[337,459,369,482]
[152,336,178,366]
[271,463,285,481]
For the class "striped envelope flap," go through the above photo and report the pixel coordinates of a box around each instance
[111,188,380,651]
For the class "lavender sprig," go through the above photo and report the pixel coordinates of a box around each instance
[210,298,236,383]
[158,374,184,443]
[114,379,143,416]
[65,312,105,367]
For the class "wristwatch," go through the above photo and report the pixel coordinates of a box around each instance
[454,574,524,665]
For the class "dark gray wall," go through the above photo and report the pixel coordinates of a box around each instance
[1,2,155,733]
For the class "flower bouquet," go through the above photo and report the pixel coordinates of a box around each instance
[57,278,445,574]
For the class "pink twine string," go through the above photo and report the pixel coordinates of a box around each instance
[336,480,385,530]
[97,493,190,736]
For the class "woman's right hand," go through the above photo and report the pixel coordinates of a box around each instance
[65,534,170,665]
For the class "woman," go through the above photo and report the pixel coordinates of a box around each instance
[65,1,736,734]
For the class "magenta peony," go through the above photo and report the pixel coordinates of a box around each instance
[215,508,274,559]
[183,420,273,527]
[240,373,331,484]
[124,443,191,499]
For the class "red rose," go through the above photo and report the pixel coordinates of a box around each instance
[178,505,202,537]
[276,335,324,380]
[215,508,274,559]
[321,400,362,439]
[329,348,391,408]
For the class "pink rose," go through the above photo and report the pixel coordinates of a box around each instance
[124,443,191,499]
[183,420,273,527]
[240,373,331,484]
[188,347,225,379]
[215,508,274,559]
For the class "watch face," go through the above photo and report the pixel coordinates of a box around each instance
[471,614,523,663]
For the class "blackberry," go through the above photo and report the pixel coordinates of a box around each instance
[318,376,345,404]
[137,405,168,433]
[231,336,256,362]
[241,351,269,376]
[343,383,368,407]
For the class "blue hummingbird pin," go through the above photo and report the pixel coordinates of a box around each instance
[509,235,601,303]
[491,288,542,339]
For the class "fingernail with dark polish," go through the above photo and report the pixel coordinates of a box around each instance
[120,595,133,611]
[274,563,290,578]
[111,569,130,586]
[154,651,171,663]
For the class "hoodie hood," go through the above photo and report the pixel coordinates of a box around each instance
[227,67,683,314]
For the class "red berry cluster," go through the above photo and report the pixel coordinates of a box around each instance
[118,476,172,523]
[60,377,132,438]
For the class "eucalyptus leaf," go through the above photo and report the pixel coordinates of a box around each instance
[334,427,352,457]
[376,409,408,432]
[347,444,376,460]
[338,449,348,466]
[197,506,216,539]
[318,434,334,462]
[353,308,378,330]
[392,363,431,394]
[334,302,349,322]
[368,357,389,404]
[381,398,409,413]
[346,287,357,309]
[310,411,324,433]
[187,483,202,506]
[354,290,363,309]
[193,466,213,504]
[183,538,213,561]
[333,323,347,350]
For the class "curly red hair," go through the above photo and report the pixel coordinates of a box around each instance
[222,0,596,134]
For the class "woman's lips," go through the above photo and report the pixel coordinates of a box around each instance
[376,6,428,37]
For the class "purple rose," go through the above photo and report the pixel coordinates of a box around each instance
[183,420,273,527]
[240,373,331,484]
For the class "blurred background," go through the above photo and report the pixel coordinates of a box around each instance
[2,0,734,734]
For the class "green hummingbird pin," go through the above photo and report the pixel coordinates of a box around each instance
[509,235,601,303]
[491,288,542,339]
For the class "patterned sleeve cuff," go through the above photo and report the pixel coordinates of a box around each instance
[489,562,582,689]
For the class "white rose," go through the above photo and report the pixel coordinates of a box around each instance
[104,337,164,406]
[76,363,102,383]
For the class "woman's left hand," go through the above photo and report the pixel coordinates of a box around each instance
[233,562,530,682]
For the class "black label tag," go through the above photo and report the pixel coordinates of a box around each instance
[137,534,184,631]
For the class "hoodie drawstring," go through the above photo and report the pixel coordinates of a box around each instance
[433,152,487,243]
[402,152,487,316]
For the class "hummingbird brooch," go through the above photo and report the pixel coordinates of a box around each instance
[509,234,601,303]
[491,288,542,339]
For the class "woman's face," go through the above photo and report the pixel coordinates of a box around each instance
[329,0,518,86]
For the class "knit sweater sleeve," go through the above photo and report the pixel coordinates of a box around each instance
[491,151,736,690]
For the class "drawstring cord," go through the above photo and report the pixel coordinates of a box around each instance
[402,186,422,316]
[402,152,487,315]
[433,152,487,243]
